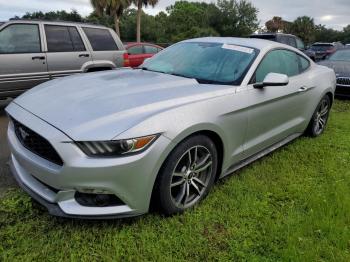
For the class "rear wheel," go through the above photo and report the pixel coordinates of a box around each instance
[154,135,218,215]
[305,95,331,137]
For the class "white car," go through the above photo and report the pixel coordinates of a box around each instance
[6,37,336,218]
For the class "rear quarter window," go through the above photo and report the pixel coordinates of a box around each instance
[83,27,118,51]
[299,55,310,73]
[128,45,143,54]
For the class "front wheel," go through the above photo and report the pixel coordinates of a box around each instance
[305,95,331,137]
[154,135,218,215]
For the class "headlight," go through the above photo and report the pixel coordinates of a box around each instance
[76,134,158,157]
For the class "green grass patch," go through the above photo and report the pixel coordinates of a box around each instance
[1,100,350,261]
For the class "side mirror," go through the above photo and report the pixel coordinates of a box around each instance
[253,73,289,89]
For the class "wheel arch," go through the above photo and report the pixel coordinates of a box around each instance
[149,128,226,211]
[325,91,334,107]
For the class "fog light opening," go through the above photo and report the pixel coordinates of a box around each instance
[74,192,125,207]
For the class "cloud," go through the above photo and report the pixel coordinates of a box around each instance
[0,0,349,30]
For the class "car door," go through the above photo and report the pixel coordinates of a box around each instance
[241,49,314,157]
[0,22,49,98]
[127,44,147,67]
[82,27,124,68]
[44,24,92,79]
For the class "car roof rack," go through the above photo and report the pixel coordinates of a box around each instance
[8,18,104,27]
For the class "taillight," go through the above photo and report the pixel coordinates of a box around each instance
[123,52,130,67]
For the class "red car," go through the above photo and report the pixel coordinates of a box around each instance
[123,43,163,67]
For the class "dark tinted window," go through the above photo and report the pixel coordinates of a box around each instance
[0,24,41,53]
[128,45,143,55]
[68,27,85,51]
[45,25,85,52]
[45,25,72,52]
[250,34,277,41]
[287,37,297,47]
[278,36,289,45]
[255,49,300,82]
[144,45,159,54]
[83,27,117,51]
[296,38,305,50]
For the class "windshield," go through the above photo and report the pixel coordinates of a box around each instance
[311,44,333,51]
[141,42,258,85]
[328,49,350,62]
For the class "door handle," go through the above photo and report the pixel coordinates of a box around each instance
[32,56,45,60]
[79,54,90,58]
[298,86,309,92]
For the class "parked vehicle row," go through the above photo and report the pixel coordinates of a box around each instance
[0,20,126,99]
[124,42,163,67]
[5,37,336,218]
[318,48,350,97]
[308,42,344,61]
[0,20,166,100]
[249,33,316,60]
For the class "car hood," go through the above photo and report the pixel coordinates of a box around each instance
[13,69,231,141]
[318,60,350,77]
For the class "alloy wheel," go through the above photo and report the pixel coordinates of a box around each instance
[170,145,213,208]
[313,98,330,135]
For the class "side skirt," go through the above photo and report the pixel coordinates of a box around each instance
[221,133,302,178]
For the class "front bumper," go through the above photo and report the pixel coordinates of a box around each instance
[6,102,171,219]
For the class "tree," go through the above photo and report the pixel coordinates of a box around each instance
[314,24,340,43]
[133,0,159,42]
[216,0,259,37]
[21,10,83,22]
[289,16,315,44]
[165,1,220,42]
[341,25,350,44]
[265,16,291,33]
[90,0,131,36]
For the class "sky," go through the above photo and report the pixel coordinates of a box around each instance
[0,0,349,30]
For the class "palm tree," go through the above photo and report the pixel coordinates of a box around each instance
[134,0,159,42]
[90,0,131,36]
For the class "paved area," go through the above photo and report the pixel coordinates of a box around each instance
[0,99,16,195]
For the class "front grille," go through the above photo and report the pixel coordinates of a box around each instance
[12,118,63,166]
[337,77,350,86]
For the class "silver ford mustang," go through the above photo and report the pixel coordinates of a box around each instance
[6,37,336,219]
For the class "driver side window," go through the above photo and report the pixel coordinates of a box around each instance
[255,49,299,83]
[0,24,41,54]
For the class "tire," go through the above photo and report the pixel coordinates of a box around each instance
[305,95,331,137]
[153,135,218,215]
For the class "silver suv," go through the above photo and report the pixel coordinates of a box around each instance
[0,20,125,99]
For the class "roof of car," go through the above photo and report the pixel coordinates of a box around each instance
[4,19,107,28]
[312,42,335,46]
[250,33,296,37]
[183,37,289,51]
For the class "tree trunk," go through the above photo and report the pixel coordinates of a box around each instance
[114,15,120,37]
[136,0,142,42]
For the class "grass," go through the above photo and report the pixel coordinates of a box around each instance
[1,100,350,261]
